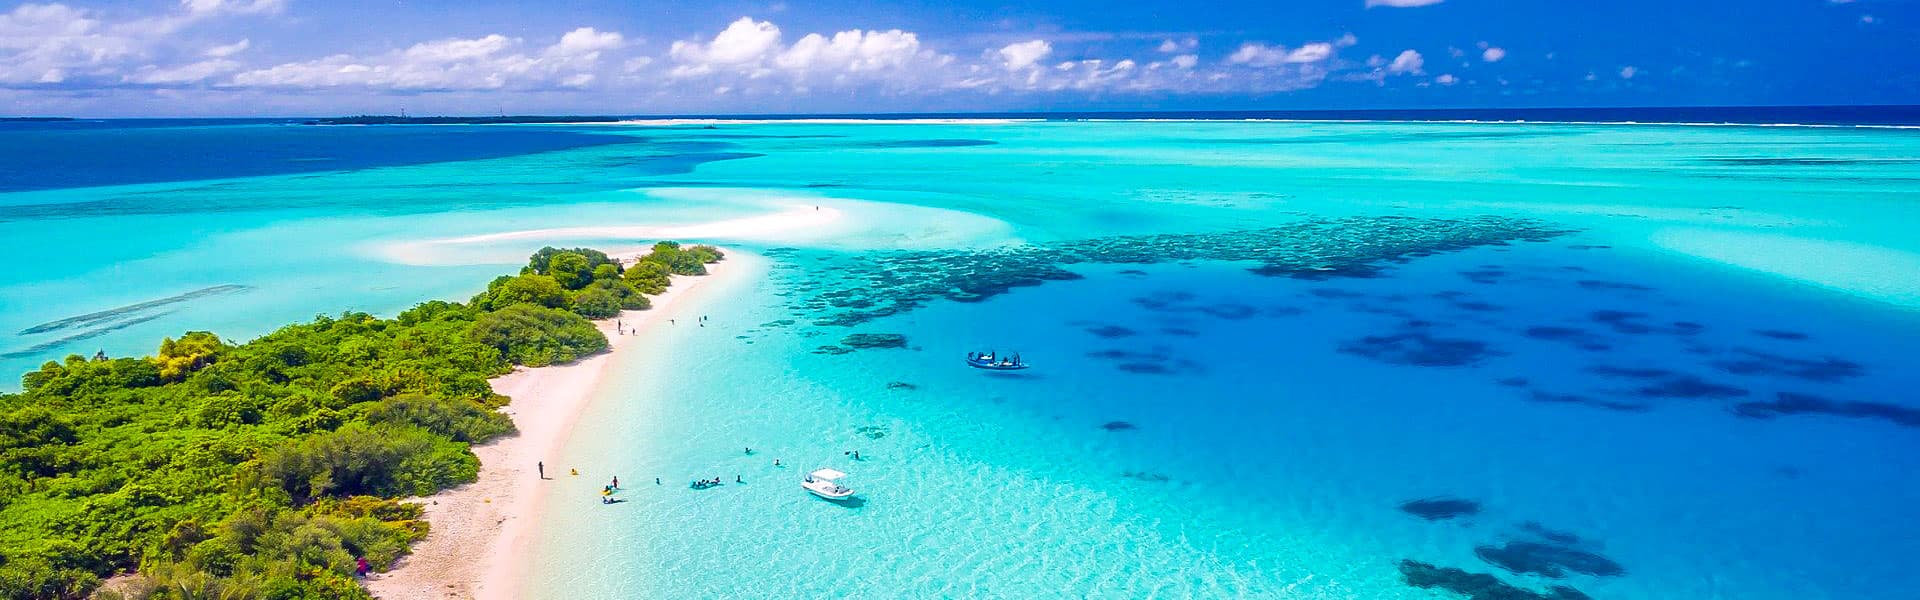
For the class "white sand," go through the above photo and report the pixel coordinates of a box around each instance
[366,254,740,600]
[1649,227,1920,308]
[376,206,841,267]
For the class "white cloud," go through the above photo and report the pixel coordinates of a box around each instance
[0,1,282,87]
[233,28,626,91]
[180,0,285,16]
[1228,42,1334,67]
[1619,65,1637,79]
[1170,54,1198,69]
[670,17,781,71]
[1157,37,1197,53]
[1434,73,1457,85]
[999,40,1051,70]
[126,58,239,84]
[1366,0,1444,7]
[1481,47,1505,62]
[203,38,250,58]
[1388,49,1424,74]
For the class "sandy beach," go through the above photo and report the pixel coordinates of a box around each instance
[365,253,741,600]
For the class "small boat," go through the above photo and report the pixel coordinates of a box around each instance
[966,351,1030,371]
[802,468,855,501]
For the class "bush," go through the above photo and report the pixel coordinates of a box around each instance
[472,274,568,311]
[258,423,478,502]
[364,394,512,443]
[570,285,622,319]
[468,304,607,367]
[621,260,672,295]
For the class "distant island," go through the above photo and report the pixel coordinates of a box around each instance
[307,115,629,125]
[0,117,76,122]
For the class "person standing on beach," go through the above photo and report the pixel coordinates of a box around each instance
[537,461,544,479]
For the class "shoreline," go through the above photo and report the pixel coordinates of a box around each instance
[365,252,744,600]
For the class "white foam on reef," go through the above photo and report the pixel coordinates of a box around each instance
[1650,227,1920,308]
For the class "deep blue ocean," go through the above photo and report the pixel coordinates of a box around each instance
[2,112,1917,599]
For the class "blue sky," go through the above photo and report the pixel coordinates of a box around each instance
[1,0,1913,116]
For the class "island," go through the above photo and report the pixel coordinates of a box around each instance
[305,115,630,126]
[0,241,723,600]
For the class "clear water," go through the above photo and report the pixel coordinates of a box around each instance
[3,120,1918,599]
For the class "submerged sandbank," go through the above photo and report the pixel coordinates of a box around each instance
[365,252,744,600]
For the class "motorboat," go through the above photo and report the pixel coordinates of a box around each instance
[802,468,855,501]
[965,351,1030,371]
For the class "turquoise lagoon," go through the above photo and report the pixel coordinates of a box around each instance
[3,119,1918,598]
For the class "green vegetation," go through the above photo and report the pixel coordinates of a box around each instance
[0,243,722,599]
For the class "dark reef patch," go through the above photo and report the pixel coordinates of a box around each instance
[886,381,918,391]
[1498,377,1530,387]
[1575,280,1654,292]
[1399,560,1593,600]
[1459,267,1509,285]
[1523,326,1611,352]
[1087,347,1202,376]
[1714,349,1863,382]
[1121,470,1171,482]
[1527,390,1650,412]
[1101,421,1138,432]
[1084,325,1138,339]
[1731,392,1920,428]
[855,425,889,439]
[840,333,909,350]
[1633,374,1749,399]
[1340,328,1501,367]
[811,345,855,355]
[1400,497,1482,521]
[1753,329,1810,341]
[1199,303,1259,320]
[1474,541,1625,579]
[1161,327,1199,337]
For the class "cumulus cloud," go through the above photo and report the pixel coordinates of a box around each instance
[1366,0,1444,7]
[1434,73,1458,85]
[1481,47,1505,62]
[1157,37,1197,53]
[1388,49,1424,74]
[232,28,626,91]
[999,40,1051,70]
[660,17,953,94]
[1619,65,1637,79]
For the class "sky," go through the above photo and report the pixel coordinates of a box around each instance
[1,0,1914,117]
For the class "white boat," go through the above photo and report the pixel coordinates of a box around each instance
[802,468,855,501]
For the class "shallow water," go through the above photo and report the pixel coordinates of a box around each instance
[3,119,1918,599]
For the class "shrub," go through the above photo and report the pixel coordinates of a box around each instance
[468,304,607,367]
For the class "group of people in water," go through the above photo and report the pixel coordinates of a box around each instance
[689,475,743,489]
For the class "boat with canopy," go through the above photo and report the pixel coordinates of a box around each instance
[802,468,855,501]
